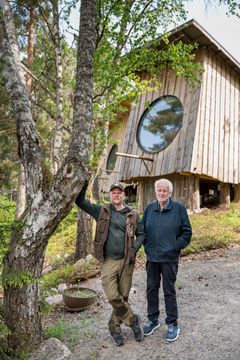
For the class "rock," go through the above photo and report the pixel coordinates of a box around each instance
[46,294,63,305]
[29,338,72,360]
[86,254,93,262]
[75,258,86,267]
[58,283,68,294]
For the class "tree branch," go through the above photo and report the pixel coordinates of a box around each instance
[21,62,56,101]
[30,99,55,120]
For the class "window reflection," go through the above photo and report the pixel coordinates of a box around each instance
[137,96,183,153]
[106,145,118,174]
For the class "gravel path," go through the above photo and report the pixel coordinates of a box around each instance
[45,245,240,360]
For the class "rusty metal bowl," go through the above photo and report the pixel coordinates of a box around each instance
[62,286,98,311]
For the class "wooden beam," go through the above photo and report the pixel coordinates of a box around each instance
[116,152,153,161]
[116,152,153,175]
[101,169,121,174]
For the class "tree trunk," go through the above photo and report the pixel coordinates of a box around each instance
[1,0,98,354]
[15,161,26,218]
[3,281,42,352]
[75,209,93,260]
[15,6,35,218]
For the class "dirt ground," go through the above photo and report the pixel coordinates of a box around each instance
[43,245,240,360]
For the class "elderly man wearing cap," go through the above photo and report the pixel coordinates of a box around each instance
[75,182,144,346]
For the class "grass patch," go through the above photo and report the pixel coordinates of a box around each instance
[44,317,98,348]
[41,264,76,290]
[43,320,79,345]
[41,258,100,290]
[183,204,240,254]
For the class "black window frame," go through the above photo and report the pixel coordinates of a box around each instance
[136,95,184,154]
[106,144,118,174]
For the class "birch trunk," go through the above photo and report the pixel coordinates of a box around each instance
[0,0,98,354]
[16,6,35,218]
[15,162,26,218]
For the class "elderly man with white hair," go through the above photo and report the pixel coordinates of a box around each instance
[141,178,192,342]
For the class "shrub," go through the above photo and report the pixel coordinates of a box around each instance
[0,196,16,268]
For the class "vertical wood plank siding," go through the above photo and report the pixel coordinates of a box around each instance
[118,48,240,186]
[191,49,240,184]
[100,114,129,192]
[233,76,239,184]
[119,66,199,181]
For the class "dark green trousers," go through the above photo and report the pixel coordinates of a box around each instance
[101,257,135,334]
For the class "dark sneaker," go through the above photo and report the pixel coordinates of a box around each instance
[166,324,180,342]
[130,314,144,342]
[110,332,125,346]
[143,320,160,336]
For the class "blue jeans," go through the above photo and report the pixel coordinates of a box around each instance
[146,261,178,325]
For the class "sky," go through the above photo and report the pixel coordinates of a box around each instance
[185,1,240,63]
[67,1,240,63]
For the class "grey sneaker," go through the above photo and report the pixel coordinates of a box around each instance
[110,332,125,346]
[130,314,144,342]
[166,324,180,342]
[143,320,160,336]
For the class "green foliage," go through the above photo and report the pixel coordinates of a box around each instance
[1,0,204,191]
[2,268,34,288]
[219,0,240,17]
[39,297,52,315]
[41,258,100,291]
[43,320,80,345]
[40,264,76,290]
[0,301,10,358]
[0,196,16,267]
[43,320,69,342]
[45,208,78,264]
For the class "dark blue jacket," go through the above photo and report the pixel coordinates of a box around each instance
[142,198,192,262]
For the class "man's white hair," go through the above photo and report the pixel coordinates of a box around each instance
[154,178,173,195]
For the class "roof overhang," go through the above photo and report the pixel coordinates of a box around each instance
[162,19,240,75]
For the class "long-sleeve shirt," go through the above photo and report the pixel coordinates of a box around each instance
[76,184,145,259]
[142,198,192,262]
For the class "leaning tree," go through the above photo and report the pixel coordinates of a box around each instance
[0,0,201,353]
[0,0,98,354]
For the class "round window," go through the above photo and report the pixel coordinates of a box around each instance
[137,96,183,153]
[106,145,118,174]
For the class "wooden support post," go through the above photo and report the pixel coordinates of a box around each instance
[137,181,144,214]
[220,182,230,205]
[192,175,200,211]
[233,184,240,202]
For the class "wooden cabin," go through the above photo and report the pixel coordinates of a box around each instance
[99,19,240,212]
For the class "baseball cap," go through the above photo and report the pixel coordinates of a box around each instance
[109,183,125,192]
